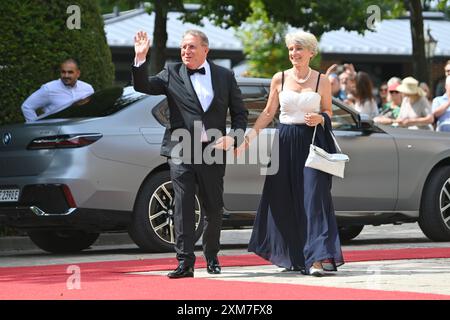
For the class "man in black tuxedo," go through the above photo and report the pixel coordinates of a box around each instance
[132,30,248,278]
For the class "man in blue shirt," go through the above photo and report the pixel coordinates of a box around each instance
[21,59,94,122]
[432,76,450,131]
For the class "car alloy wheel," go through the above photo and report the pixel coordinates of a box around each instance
[148,181,202,245]
[419,166,450,241]
[439,178,450,230]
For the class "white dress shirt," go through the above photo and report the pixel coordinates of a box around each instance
[189,61,214,112]
[189,61,214,141]
[21,79,94,122]
[134,59,214,141]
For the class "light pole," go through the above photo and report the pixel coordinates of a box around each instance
[424,26,437,88]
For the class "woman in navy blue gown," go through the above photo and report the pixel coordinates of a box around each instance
[237,31,344,276]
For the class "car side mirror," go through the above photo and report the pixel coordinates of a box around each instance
[360,119,375,131]
[356,114,375,131]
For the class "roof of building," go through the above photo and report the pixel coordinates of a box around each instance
[104,8,242,50]
[104,9,450,57]
[320,18,450,57]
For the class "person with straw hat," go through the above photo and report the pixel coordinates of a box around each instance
[394,76,434,130]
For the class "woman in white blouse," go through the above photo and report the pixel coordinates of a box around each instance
[353,71,379,119]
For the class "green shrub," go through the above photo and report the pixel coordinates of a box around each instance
[0,0,115,125]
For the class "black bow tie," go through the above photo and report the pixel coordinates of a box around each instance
[187,67,206,76]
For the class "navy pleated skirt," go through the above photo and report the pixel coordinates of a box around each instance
[248,123,344,274]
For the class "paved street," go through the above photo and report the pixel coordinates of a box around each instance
[0,222,445,267]
[140,259,450,296]
[1,222,450,300]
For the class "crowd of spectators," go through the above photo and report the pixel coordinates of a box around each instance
[327,60,450,132]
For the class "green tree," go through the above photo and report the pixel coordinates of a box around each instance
[181,0,252,27]
[260,0,449,84]
[235,1,290,78]
[149,1,184,75]
[100,1,185,74]
[404,0,448,84]
[100,0,251,74]
[405,0,428,83]
[261,0,399,36]
[97,0,140,14]
[0,0,115,125]
[237,0,394,78]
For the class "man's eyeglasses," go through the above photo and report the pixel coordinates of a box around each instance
[389,91,400,94]
[445,68,450,74]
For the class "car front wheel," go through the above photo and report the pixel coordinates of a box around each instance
[419,166,450,241]
[27,230,100,253]
[129,171,204,252]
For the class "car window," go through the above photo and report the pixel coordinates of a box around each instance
[152,84,274,129]
[331,101,358,130]
[227,85,278,128]
[42,86,146,119]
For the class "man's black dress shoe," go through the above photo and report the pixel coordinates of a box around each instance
[281,266,303,272]
[206,256,221,274]
[167,264,194,279]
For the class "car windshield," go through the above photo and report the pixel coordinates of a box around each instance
[42,86,146,119]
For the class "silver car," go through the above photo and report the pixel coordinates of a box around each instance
[1,79,450,253]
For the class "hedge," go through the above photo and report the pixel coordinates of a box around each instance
[0,0,115,125]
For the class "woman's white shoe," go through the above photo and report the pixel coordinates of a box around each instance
[309,266,325,277]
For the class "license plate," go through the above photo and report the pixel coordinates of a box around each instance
[0,189,20,202]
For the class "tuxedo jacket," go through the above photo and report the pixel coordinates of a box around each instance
[132,60,248,158]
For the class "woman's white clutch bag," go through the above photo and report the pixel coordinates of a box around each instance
[305,125,350,178]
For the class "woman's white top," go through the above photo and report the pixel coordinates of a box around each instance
[278,90,321,124]
[397,96,433,130]
[354,99,379,119]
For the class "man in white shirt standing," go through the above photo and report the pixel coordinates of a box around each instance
[21,58,94,122]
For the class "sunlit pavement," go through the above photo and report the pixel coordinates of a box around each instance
[135,258,450,297]
[1,223,450,300]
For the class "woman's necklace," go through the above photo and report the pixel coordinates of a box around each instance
[293,67,312,84]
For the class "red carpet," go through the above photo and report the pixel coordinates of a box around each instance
[1,248,450,300]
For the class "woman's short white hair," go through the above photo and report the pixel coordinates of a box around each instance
[387,77,402,86]
[285,31,318,56]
